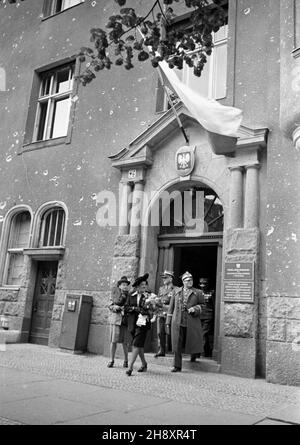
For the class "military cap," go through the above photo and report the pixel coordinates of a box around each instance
[161,270,174,278]
[181,271,193,281]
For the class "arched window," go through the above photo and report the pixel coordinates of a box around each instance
[3,211,31,286]
[39,208,65,247]
[159,187,224,235]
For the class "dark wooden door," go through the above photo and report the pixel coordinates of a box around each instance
[29,261,58,345]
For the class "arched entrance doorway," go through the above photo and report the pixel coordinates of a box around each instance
[144,181,224,362]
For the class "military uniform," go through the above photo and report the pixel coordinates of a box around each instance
[155,282,178,356]
[200,286,215,357]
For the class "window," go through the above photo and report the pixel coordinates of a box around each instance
[4,212,31,286]
[159,188,223,235]
[39,208,65,247]
[177,25,228,100]
[156,8,228,113]
[296,0,300,49]
[33,64,74,142]
[43,0,84,18]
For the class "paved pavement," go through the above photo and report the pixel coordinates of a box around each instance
[0,344,299,425]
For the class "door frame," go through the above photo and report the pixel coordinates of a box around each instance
[29,260,58,345]
[157,233,223,363]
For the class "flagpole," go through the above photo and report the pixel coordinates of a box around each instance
[138,22,189,145]
[157,66,189,145]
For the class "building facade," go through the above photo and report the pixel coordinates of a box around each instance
[0,0,299,385]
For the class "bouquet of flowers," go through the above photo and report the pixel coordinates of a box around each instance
[144,292,164,323]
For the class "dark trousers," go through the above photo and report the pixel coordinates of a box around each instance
[157,316,167,354]
[174,326,187,370]
[202,318,214,357]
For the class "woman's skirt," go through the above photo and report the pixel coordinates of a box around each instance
[132,323,150,348]
[110,324,129,344]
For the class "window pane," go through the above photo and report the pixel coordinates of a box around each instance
[54,67,73,94]
[9,212,31,249]
[213,42,227,99]
[36,102,48,141]
[214,25,228,43]
[62,0,82,10]
[51,97,71,138]
[55,211,64,245]
[43,213,51,246]
[49,211,58,246]
[7,253,24,286]
[55,0,63,13]
[40,75,51,97]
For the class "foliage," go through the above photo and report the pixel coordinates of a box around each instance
[78,0,227,86]
[5,0,227,86]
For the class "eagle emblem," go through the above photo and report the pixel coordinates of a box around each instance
[175,146,196,177]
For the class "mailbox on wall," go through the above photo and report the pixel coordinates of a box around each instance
[59,294,93,353]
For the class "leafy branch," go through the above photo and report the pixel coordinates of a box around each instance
[77,0,227,86]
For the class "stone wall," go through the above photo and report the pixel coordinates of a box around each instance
[221,228,260,378]
[266,296,300,386]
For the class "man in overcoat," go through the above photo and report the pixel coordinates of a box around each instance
[166,271,204,372]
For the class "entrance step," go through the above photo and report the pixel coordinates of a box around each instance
[144,353,221,374]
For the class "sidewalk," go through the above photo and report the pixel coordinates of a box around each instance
[0,344,299,425]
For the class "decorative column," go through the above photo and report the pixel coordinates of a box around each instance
[229,166,244,229]
[155,246,165,292]
[119,182,131,235]
[168,246,174,272]
[163,246,170,272]
[244,165,260,228]
[130,181,145,237]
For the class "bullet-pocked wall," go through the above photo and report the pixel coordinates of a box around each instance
[0,0,299,385]
[0,0,157,353]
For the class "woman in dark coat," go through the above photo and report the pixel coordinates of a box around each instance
[107,276,130,368]
[125,273,152,376]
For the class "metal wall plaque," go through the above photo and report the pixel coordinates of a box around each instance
[223,262,255,303]
[224,281,254,302]
[224,262,254,281]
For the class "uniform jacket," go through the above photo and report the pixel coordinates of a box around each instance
[108,287,128,326]
[166,287,205,354]
[157,284,180,318]
[200,290,215,320]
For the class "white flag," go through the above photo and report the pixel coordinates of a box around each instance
[159,60,243,138]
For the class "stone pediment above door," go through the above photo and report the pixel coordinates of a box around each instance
[109,101,269,173]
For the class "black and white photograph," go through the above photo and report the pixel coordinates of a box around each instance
[0,0,299,431]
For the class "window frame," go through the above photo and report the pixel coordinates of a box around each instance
[1,210,32,288]
[156,3,229,113]
[21,58,80,154]
[42,0,85,20]
[33,64,74,143]
[39,208,66,248]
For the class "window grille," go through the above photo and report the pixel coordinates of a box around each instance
[40,209,65,247]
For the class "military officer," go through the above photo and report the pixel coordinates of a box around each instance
[199,277,215,357]
[154,270,178,357]
[166,271,204,372]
